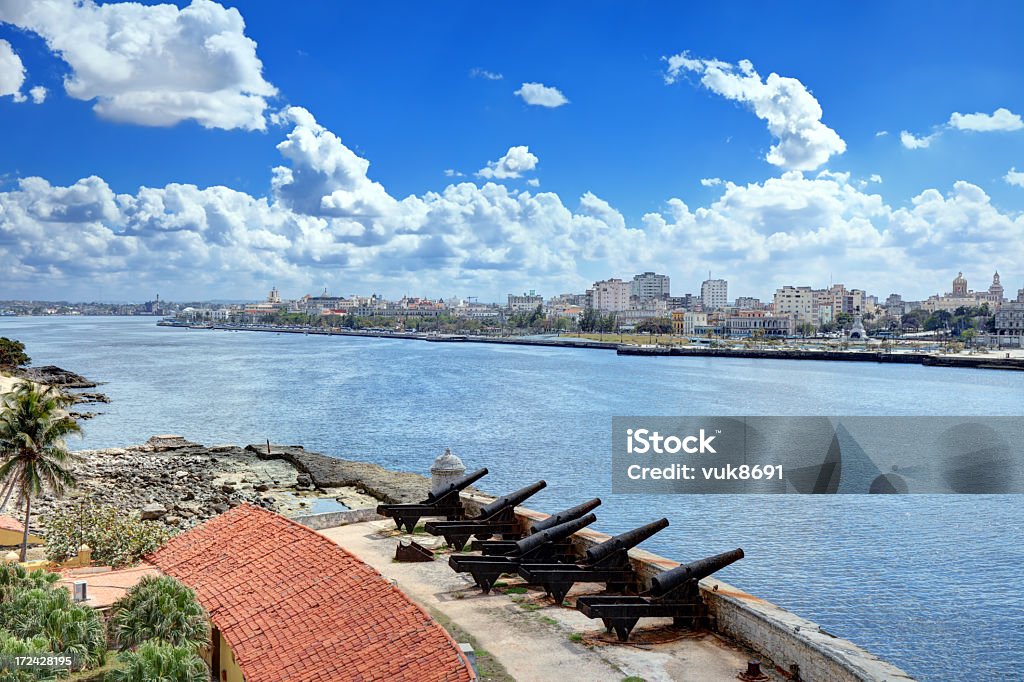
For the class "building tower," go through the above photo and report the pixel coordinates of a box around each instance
[988,272,1004,303]
[952,272,968,296]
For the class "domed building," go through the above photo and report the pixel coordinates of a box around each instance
[922,271,1007,313]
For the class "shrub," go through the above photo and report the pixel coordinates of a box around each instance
[0,562,107,671]
[108,576,209,651]
[0,339,29,371]
[44,503,172,568]
[106,642,208,682]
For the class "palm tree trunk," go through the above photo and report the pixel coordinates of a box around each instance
[19,493,30,562]
[0,477,14,512]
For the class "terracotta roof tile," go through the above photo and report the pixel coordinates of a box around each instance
[147,504,474,682]
[0,515,25,533]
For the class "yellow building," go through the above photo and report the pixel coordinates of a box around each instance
[0,515,44,547]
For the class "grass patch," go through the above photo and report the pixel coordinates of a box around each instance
[428,608,514,682]
[518,602,542,612]
[539,616,558,626]
[568,632,584,643]
[503,586,528,595]
[623,677,647,682]
[492,581,508,588]
[66,654,123,681]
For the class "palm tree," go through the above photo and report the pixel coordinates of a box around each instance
[109,642,209,682]
[109,576,210,651]
[0,382,81,561]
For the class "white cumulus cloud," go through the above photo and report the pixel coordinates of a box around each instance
[0,39,25,101]
[476,146,539,179]
[900,131,937,149]
[514,82,569,108]
[1005,168,1024,188]
[469,68,503,81]
[949,107,1023,132]
[663,52,846,171]
[28,85,46,104]
[0,0,277,130]
[1,106,1022,303]
[700,178,723,187]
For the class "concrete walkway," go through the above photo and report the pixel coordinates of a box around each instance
[320,520,770,682]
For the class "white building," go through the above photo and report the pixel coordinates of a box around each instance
[700,279,728,310]
[773,286,816,324]
[631,272,670,301]
[586,279,631,312]
[507,292,544,312]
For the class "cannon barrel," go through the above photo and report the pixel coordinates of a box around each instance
[427,467,488,501]
[511,513,597,557]
[530,498,602,534]
[649,548,744,597]
[584,517,669,566]
[477,480,547,519]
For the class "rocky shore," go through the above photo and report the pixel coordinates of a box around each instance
[28,436,431,534]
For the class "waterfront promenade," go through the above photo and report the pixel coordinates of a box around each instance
[157,320,1024,371]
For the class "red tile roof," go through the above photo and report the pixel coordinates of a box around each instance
[0,515,25,533]
[147,504,473,682]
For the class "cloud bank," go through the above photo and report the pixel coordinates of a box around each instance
[1,107,1021,301]
[0,0,277,130]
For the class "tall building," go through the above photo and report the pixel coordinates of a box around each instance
[507,292,543,312]
[630,272,670,301]
[700,278,728,310]
[268,287,281,304]
[586,279,631,312]
[773,286,816,324]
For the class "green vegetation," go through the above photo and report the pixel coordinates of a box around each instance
[106,643,207,682]
[44,503,171,569]
[0,562,107,676]
[105,576,210,681]
[0,383,80,561]
[567,632,584,643]
[622,676,647,682]
[0,339,29,371]
[578,307,617,332]
[632,318,673,335]
[502,586,527,595]
[108,576,209,651]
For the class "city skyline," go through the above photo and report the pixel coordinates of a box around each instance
[1,2,1023,301]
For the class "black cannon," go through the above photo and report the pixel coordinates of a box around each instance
[517,517,669,603]
[473,497,602,555]
[575,548,744,641]
[448,513,597,593]
[424,480,547,551]
[375,468,488,532]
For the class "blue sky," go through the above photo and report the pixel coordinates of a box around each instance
[1,0,1022,302]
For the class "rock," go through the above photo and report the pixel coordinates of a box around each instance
[212,503,229,514]
[254,483,270,492]
[295,473,313,489]
[14,365,97,388]
[140,502,168,520]
[221,483,235,493]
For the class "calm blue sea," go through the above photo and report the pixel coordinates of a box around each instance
[2,316,1021,680]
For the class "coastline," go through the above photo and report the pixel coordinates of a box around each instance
[157,320,1024,371]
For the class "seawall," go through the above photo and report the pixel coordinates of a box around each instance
[159,321,1024,371]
